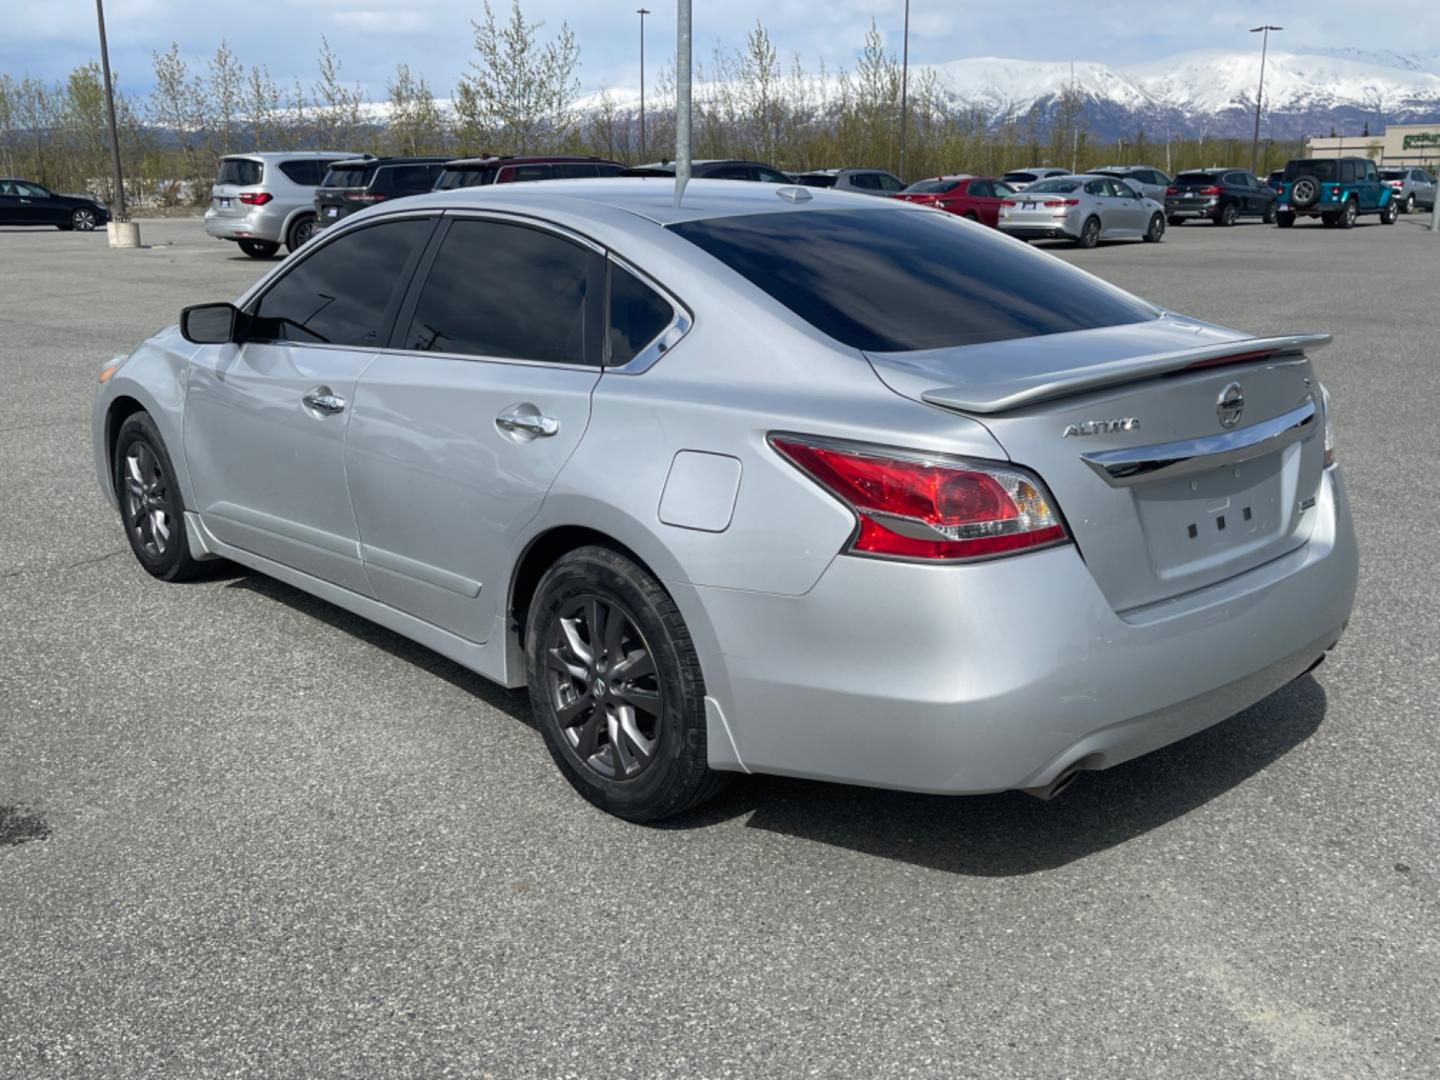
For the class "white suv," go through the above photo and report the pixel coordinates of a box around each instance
[204,152,358,258]
[794,168,906,196]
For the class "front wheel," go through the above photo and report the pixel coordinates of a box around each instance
[1262,202,1278,224]
[1143,213,1165,242]
[1276,211,1295,228]
[114,413,209,582]
[238,239,280,259]
[1403,193,1415,214]
[1075,216,1101,249]
[70,207,100,231]
[1381,200,1398,225]
[527,545,729,821]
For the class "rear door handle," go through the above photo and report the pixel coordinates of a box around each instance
[495,406,559,439]
[302,388,347,415]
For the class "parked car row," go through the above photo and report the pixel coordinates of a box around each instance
[0,178,110,231]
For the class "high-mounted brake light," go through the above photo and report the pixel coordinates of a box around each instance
[1182,348,1279,371]
[770,435,1068,562]
[238,192,272,205]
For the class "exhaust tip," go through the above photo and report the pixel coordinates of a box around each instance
[1018,754,1101,801]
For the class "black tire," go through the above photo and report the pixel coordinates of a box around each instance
[526,545,729,822]
[285,214,317,252]
[1381,199,1398,225]
[1403,193,1415,214]
[1276,210,1295,228]
[1075,216,1101,249]
[1143,213,1165,242]
[1167,215,1184,226]
[1262,201,1278,224]
[1215,201,1238,227]
[962,211,979,222]
[1321,212,1338,228]
[238,239,280,259]
[113,413,209,582]
[1337,199,1357,229]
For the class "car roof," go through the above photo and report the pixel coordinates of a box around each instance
[442,154,619,168]
[360,176,918,226]
[330,155,451,168]
[220,151,358,161]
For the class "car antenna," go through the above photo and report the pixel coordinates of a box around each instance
[674,0,692,207]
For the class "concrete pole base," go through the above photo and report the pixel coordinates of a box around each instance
[107,221,141,249]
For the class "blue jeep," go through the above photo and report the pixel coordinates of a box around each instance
[1275,156,1399,228]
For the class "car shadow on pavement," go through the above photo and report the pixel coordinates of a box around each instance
[224,570,1326,876]
[225,572,535,727]
[690,675,1327,875]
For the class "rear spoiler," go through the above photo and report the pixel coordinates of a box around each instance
[918,333,1332,415]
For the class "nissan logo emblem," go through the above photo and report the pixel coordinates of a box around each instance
[1217,382,1245,428]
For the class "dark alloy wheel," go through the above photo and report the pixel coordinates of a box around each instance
[527,545,729,821]
[1076,216,1101,249]
[70,207,99,231]
[239,239,280,259]
[1337,199,1357,229]
[286,215,317,252]
[1143,213,1165,242]
[1216,202,1238,227]
[1262,201,1278,224]
[114,413,209,581]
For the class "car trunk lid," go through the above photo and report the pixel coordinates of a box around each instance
[867,318,1330,611]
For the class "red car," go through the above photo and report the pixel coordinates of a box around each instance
[891,175,1017,227]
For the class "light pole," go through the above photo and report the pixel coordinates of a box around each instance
[1249,24,1282,175]
[637,7,650,161]
[94,0,128,223]
[897,0,911,182]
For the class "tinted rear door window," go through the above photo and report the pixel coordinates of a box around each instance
[400,219,604,366]
[250,218,432,347]
[278,160,317,185]
[378,165,442,192]
[510,164,557,182]
[553,163,600,179]
[670,208,1156,353]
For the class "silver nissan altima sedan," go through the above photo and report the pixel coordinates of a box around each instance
[92,179,1357,820]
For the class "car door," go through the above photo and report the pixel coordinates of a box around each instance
[343,215,606,644]
[14,181,61,225]
[966,180,999,226]
[183,215,436,594]
[0,181,19,224]
[1103,179,1143,234]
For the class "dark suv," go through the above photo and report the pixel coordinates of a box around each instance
[314,156,449,230]
[1275,157,1398,229]
[1165,168,1277,226]
[434,155,624,190]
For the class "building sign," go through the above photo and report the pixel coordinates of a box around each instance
[1402,133,1440,150]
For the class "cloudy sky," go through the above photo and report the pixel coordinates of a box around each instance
[3,1,1433,101]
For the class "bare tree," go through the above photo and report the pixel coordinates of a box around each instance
[244,66,282,151]
[313,36,366,149]
[454,0,581,155]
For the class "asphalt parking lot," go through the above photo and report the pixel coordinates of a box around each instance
[3,214,1438,1079]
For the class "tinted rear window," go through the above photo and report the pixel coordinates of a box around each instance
[797,174,837,188]
[322,165,376,188]
[216,159,262,186]
[1380,170,1406,180]
[1024,179,1081,194]
[904,179,957,194]
[435,167,496,190]
[1285,160,1338,181]
[669,208,1156,353]
[1174,173,1217,185]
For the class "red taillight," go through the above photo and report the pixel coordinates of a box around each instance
[1183,348,1279,371]
[1165,186,1178,196]
[1389,180,1403,187]
[1000,199,1016,207]
[770,436,1068,562]
[1330,186,1341,197]
[343,191,386,202]
[1198,185,1222,195]
[238,192,272,205]
[1042,198,1079,208]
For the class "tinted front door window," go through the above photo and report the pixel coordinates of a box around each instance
[251,218,432,346]
[401,219,604,366]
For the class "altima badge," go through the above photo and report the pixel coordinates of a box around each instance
[1062,418,1141,438]
[1217,383,1245,428]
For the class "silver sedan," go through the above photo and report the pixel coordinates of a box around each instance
[999,174,1168,247]
[93,179,1355,820]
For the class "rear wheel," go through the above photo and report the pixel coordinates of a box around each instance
[1321,212,1338,228]
[1262,201,1277,224]
[1167,215,1183,226]
[1336,199,1357,229]
[1143,213,1165,242]
[962,211,978,222]
[1276,211,1295,228]
[285,214,316,252]
[114,413,209,582]
[238,239,280,259]
[1381,199,1398,225]
[1216,202,1238,227]
[1075,216,1101,249]
[527,545,729,821]
[1403,193,1415,214]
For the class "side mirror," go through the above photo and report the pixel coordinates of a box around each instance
[180,302,242,345]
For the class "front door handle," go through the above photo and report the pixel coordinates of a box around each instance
[495,407,560,439]
[302,388,347,415]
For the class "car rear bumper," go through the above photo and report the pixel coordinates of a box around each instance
[686,467,1357,795]
[204,205,287,243]
[1165,201,1218,219]
[998,223,1077,241]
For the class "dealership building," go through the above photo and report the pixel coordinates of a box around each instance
[1303,121,1440,167]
